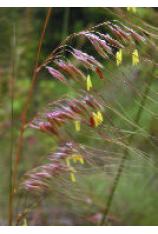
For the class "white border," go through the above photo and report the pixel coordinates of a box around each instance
[0,1,157,233]
[0,0,158,7]
[0,227,158,234]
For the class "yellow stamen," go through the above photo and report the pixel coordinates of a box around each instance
[132,49,139,65]
[97,111,103,123]
[71,154,84,164]
[74,120,81,132]
[70,172,76,182]
[66,154,84,183]
[92,111,103,127]
[79,157,84,164]
[92,112,99,127]
[116,49,123,66]
[86,74,93,91]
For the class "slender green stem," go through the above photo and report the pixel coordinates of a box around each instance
[8,24,16,226]
[62,7,70,40]
[100,66,155,225]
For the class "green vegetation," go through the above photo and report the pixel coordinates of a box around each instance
[0,7,158,226]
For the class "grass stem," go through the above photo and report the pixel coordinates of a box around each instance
[100,66,155,225]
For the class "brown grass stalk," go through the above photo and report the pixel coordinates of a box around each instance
[9,8,52,226]
[8,24,16,226]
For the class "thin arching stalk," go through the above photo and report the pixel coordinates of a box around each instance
[62,7,70,40]
[100,66,156,225]
[10,8,52,225]
[8,24,16,226]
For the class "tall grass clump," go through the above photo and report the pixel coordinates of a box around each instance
[11,8,158,225]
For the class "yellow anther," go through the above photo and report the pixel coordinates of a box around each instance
[132,49,139,65]
[86,74,93,91]
[116,49,123,66]
[79,157,84,164]
[70,172,76,182]
[92,112,99,127]
[66,154,84,183]
[92,111,103,127]
[71,154,84,164]
[97,111,103,123]
[74,120,81,132]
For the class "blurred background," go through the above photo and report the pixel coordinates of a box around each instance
[0,8,158,225]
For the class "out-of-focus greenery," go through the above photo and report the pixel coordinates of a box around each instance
[0,8,158,225]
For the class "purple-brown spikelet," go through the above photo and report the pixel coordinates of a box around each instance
[97,32,124,49]
[23,161,69,192]
[108,23,131,42]
[84,95,103,110]
[80,32,112,58]
[22,141,87,192]
[46,112,66,127]
[49,142,76,160]
[29,94,104,139]
[39,122,59,135]
[71,48,103,70]
[84,32,112,54]
[55,60,86,81]
[126,28,145,43]
[118,23,146,43]
[68,101,86,115]
[95,67,105,80]
[30,121,59,136]
[23,180,49,192]
[46,66,67,84]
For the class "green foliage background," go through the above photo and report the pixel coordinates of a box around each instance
[0,7,158,225]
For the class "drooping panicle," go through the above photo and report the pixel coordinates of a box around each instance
[80,32,113,58]
[97,33,124,49]
[108,23,131,42]
[23,161,69,192]
[29,94,104,138]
